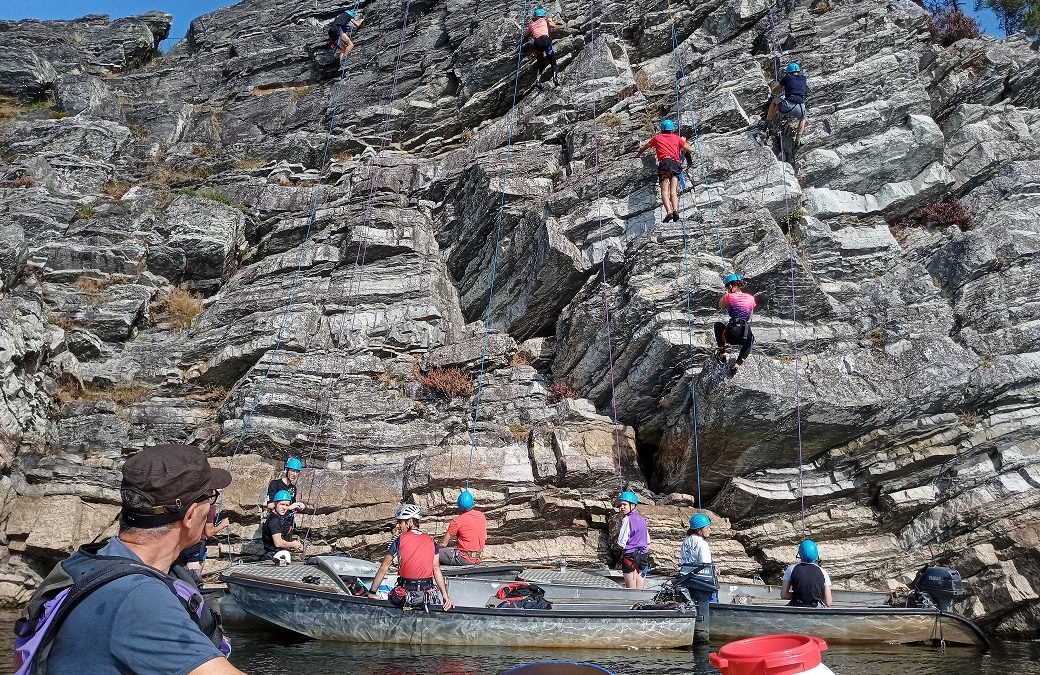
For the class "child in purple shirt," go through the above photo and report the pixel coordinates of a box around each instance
[715,273,757,375]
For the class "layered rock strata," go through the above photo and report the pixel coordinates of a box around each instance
[1,0,1038,638]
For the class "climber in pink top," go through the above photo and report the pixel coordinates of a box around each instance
[715,273,757,375]
[525,8,559,88]
[636,119,695,223]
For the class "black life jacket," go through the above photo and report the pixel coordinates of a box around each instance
[14,541,229,674]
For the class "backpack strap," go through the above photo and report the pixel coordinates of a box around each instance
[25,558,173,674]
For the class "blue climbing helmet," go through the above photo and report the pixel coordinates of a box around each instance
[798,539,819,563]
[660,118,676,132]
[534,7,547,17]
[723,272,744,287]
[272,490,294,503]
[285,457,303,471]
[344,9,356,18]
[689,513,711,530]
[785,62,801,73]
[619,490,639,505]
[457,490,475,510]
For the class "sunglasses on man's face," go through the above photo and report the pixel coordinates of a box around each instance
[192,490,220,505]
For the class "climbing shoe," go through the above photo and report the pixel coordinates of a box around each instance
[755,119,768,131]
[671,211,680,222]
[715,348,727,363]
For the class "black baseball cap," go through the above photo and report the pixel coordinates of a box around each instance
[120,444,232,527]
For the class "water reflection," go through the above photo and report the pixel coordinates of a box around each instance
[223,625,1040,675]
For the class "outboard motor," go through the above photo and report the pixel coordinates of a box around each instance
[908,566,965,611]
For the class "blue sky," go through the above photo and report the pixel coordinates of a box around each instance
[0,0,235,50]
[0,0,1007,51]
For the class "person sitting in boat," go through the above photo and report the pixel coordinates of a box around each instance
[781,539,833,607]
[616,490,650,589]
[368,503,455,611]
[679,513,716,643]
[262,491,304,560]
[439,490,487,566]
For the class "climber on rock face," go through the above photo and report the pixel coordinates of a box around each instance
[327,9,364,60]
[636,119,695,223]
[524,7,560,89]
[763,62,808,140]
[714,273,756,376]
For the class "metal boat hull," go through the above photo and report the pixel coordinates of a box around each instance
[225,573,700,648]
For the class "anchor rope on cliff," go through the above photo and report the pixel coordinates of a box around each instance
[213,0,367,563]
[463,0,534,489]
[300,0,418,547]
[666,0,731,510]
[586,0,626,490]
[764,0,809,537]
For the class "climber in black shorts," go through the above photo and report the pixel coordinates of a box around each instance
[327,9,364,60]
[524,8,559,88]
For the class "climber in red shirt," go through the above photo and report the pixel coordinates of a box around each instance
[636,119,695,223]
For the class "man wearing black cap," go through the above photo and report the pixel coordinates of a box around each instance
[41,444,246,674]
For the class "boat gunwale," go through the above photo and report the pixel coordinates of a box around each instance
[221,571,699,621]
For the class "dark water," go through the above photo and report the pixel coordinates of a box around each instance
[6,614,1039,674]
[224,625,1040,675]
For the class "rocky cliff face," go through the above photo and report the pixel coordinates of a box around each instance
[1,0,1038,638]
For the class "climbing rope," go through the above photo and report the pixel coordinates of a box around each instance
[585,0,627,490]
[300,0,418,549]
[763,0,809,537]
[339,0,418,345]
[215,1,367,564]
[464,0,534,489]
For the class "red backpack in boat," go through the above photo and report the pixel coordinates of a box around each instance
[494,582,552,610]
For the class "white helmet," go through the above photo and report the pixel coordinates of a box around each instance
[395,503,422,521]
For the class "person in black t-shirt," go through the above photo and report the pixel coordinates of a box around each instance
[765,62,809,138]
[265,457,307,530]
[780,539,833,607]
[262,491,304,559]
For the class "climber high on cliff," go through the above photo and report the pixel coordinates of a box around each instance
[636,119,695,223]
[328,8,364,60]
[762,62,808,141]
[525,7,560,89]
[714,273,756,375]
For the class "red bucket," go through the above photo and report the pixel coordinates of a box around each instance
[708,634,829,675]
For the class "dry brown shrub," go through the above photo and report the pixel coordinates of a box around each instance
[547,381,581,404]
[76,275,121,294]
[420,367,475,399]
[929,10,981,47]
[102,180,131,199]
[235,156,266,170]
[192,145,213,158]
[57,381,152,406]
[153,286,204,331]
[893,197,973,232]
[634,69,649,92]
[48,314,80,331]
[510,349,535,367]
[13,175,35,188]
[508,422,531,442]
[48,111,70,120]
